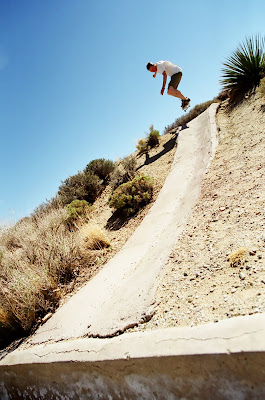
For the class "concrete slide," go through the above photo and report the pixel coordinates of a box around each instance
[24,103,219,345]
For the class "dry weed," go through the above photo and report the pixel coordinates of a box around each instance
[227,247,248,267]
[78,223,110,251]
[257,77,265,96]
[0,207,81,334]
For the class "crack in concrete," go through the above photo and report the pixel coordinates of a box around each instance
[153,328,265,345]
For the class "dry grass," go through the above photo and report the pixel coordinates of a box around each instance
[78,223,111,251]
[164,99,220,133]
[257,77,265,96]
[227,247,248,267]
[0,208,79,333]
[0,207,114,341]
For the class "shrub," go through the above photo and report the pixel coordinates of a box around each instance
[0,208,79,334]
[58,171,101,206]
[31,197,62,221]
[85,158,115,183]
[109,175,153,216]
[136,138,148,154]
[220,35,265,105]
[66,199,91,227]
[147,129,160,148]
[78,223,110,251]
[136,126,160,154]
[257,76,265,96]
[110,156,137,189]
[164,99,219,132]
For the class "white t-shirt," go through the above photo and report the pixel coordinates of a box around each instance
[156,61,182,76]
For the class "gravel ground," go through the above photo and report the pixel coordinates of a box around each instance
[129,92,265,332]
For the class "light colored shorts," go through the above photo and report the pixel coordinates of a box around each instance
[168,72,182,89]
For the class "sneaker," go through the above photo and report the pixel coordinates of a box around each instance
[181,98,190,111]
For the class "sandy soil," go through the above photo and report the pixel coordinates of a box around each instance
[129,92,265,332]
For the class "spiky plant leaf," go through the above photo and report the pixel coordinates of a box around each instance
[220,35,265,104]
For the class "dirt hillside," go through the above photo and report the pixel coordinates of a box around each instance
[129,92,265,332]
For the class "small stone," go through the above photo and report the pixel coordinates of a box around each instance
[184,272,188,276]
[239,272,246,280]
[231,288,237,293]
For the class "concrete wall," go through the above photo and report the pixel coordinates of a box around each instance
[1,313,265,399]
[1,352,265,400]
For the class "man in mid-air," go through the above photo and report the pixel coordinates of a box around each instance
[146,60,190,111]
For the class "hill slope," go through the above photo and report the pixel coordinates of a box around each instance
[129,92,265,332]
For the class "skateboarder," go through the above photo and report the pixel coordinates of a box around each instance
[146,60,190,111]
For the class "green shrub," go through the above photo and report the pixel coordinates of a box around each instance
[136,126,160,154]
[58,171,101,206]
[220,35,265,105]
[85,158,115,183]
[147,129,160,148]
[66,200,91,226]
[109,175,153,216]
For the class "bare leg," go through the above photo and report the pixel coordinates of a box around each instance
[167,85,188,100]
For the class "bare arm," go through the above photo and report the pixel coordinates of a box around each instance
[161,71,167,95]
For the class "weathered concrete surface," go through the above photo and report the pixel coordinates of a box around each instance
[1,314,265,399]
[22,103,219,345]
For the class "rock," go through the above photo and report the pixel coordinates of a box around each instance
[231,288,237,293]
[239,271,246,280]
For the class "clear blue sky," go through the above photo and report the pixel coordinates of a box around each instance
[1,0,264,225]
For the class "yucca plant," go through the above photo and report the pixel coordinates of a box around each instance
[220,35,265,105]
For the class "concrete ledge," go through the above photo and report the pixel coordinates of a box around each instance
[1,314,265,399]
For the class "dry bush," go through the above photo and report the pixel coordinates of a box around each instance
[110,156,137,190]
[136,138,148,155]
[78,223,110,251]
[227,247,248,267]
[0,208,80,334]
[164,99,219,133]
[257,77,265,96]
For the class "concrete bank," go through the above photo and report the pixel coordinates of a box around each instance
[21,103,219,345]
[1,313,265,399]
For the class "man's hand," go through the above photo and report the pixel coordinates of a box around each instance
[161,71,167,95]
[153,72,157,78]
